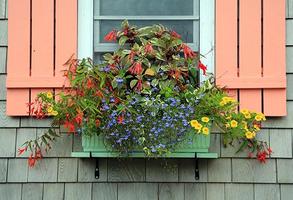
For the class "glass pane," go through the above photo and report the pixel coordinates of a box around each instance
[94,0,197,16]
[94,20,198,44]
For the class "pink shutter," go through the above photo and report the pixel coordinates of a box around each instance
[6,0,77,116]
[216,0,286,116]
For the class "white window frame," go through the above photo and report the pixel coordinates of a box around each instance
[77,0,214,82]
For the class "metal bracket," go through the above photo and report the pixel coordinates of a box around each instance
[194,153,199,180]
[95,159,100,179]
[90,152,100,179]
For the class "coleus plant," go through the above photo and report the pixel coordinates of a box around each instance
[19,20,271,167]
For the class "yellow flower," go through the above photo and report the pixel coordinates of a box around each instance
[230,120,238,128]
[190,120,199,127]
[202,127,209,135]
[244,113,251,119]
[226,115,232,120]
[220,101,226,106]
[194,123,203,130]
[51,110,58,116]
[222,97,230,102]
[254,124,260,131]
[255,115,262,121]
[47,107,53,113]
[225,123,230,128]
[223,96,236,103]
[245,131,256,139]
[241,109,249,114]
[46,92,53,99]
[201,117,210,123]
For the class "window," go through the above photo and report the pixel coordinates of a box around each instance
[78,0,214,81]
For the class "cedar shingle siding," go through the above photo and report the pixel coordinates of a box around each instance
[0,0,293,199]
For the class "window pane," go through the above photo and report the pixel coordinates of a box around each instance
[95,20,198,44]
[95,0,197,16]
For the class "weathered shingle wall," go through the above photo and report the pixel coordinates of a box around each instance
[1,0,293,199]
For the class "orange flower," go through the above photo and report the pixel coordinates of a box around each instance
[95,119,101,127]
[182,44,196,59]
[117,115,124,124]
[104,30,117,41]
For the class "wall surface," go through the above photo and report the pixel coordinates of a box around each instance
[1,0,293,200]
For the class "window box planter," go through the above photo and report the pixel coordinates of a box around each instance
[81,131,211,157]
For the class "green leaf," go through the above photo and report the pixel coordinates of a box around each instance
[111,79,118,89]
[155,53,165,61]
[130,79,138,89]
[236,140,248,153]
[119,36,128,46]
[151,79,159,87]
[121,20,129,29]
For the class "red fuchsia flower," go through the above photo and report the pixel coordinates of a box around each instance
[104,30,117,41]
[198,61,207,75]
[28,154,36,168]
[182,44,196,59]
[114,97,120,104]
[18,147,27,156]
[95,119,101,127]
[35,149,42,160]
[64,120,75,133]
[129,62,143,75]
[267,147,273,154]
[257,151,268,163]
[117,115,124,124]
[171,31,181,38]
[106,82,113,92]
[76,90,85,97]
[135,79,143,91]
[74,112,83,125]
[95,90,104,98]
[86,79,95,89]
[145,43,154,55]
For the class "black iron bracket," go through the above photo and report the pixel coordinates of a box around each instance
[194,153,199,180]
[90,153,100,179]
[95,159,100,179]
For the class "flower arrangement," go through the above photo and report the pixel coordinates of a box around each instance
[19,21,270,167]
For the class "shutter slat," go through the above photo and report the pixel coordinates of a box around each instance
[31,0,54,77]
[263,0,286,116]
[6,0,31,116]
[56,0,77,79]
[239,0,262,112]
[215,0,238,101]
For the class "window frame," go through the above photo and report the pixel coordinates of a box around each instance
[77,0,214,82]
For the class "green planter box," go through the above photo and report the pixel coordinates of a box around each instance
[81,131,210,157]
